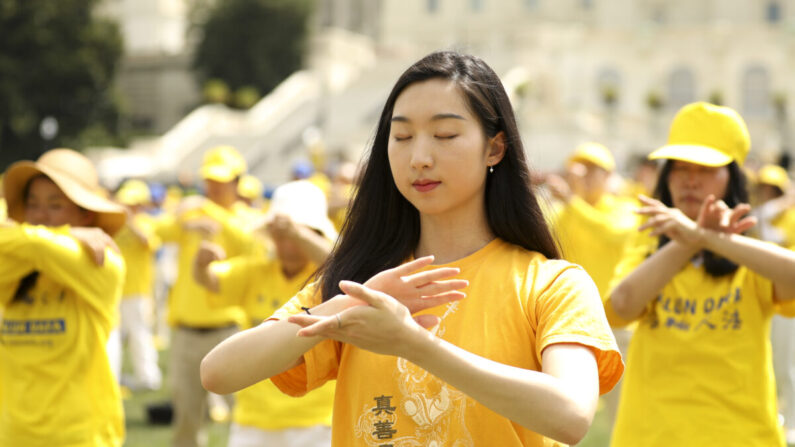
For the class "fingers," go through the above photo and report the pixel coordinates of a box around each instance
[416,279,469,296]
[733,216,757,234]
[648,220,678,238]
[339,280,387,309]
[414,291,466,312]
[293,314,341,337]
[405,269,463,287]
[638,214,669,232]
[391,256,435,276]
[638,195,663,206]
[696,195,716,225]
[413,314,441,329]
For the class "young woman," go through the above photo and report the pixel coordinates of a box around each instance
[605,102,795,447]
[201,51,623,446]
[0,148,127,446]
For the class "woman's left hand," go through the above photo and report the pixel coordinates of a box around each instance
[637,195,703,246]
[288,280,437,358]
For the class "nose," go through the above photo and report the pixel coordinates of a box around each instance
[409,136,434,171]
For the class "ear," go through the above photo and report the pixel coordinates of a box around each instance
[486,132,507,168]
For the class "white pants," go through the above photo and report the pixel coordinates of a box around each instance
[228,423,331,447]
[772,315,795,431]
[107,297,162,389]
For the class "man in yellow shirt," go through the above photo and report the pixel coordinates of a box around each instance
[158,145,256,447]
[195,180,337,447]
[546,142,640,428]
[110,179,163,391]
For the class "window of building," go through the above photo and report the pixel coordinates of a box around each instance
[524,0,538,10]
[742,65,772,117]
[582,0,593,9]
[767,2,782,23]
[428,0,439,13]
[470,0,483,12]
[667,67,695,110]
[596,68,621,108]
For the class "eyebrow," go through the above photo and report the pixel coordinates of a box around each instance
[391,113,467,123]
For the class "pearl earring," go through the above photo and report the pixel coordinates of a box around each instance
[489,166,494,174]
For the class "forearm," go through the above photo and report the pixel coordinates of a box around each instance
[404,332,595,445]
[702,230,795,300]
[294,227,333,265]
[610,240,695,320]
[201,298,346,394]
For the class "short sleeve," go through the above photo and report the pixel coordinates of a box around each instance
[268,283,341,397]
[533,265,624,395]
[210,256,267,307]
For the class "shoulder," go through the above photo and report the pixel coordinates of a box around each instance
[492,239,590,290]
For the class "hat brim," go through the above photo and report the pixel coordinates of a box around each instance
[567,155,615,172]
[200,165,238,182]
[4,161,126,235]
[647,144,733,167]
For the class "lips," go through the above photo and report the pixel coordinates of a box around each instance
[412,180,441,192]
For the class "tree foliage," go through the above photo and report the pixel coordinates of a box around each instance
[0,0,123,170]
[193,0,312,108]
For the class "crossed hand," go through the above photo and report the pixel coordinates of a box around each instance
[287,256,468,357]
[636,194,757,247]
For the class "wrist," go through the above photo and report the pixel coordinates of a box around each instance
[399,323,437,364]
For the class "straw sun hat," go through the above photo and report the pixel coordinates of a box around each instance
[3,148,126,235]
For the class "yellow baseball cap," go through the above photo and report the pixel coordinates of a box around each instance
[757,164,791,191]
[237,174,263,200]
[116,179,151,206]
[648,102,750,167]
[200,145,247,182]
[568,142,615,172]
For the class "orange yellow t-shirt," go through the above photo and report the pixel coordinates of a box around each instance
[270,238,623,446]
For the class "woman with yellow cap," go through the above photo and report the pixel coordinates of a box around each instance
[0,148,127,446]
[605,102,795,446]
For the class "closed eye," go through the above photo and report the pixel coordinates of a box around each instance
[436,134,458,140]
[394,135,412,142]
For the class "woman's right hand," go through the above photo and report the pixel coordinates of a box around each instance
[69,227,119,266]
[364,256,468,314]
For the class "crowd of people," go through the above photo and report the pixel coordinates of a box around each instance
[2,50,795,447]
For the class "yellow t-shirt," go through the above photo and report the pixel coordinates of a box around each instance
[552,194,640,298]
[606,236,794,447]
[772,207,795,248]
[270,238,623,447]
[211,256,335,430]
[0,198,7,221]
[115,212,160,298]
[0,224,125,447]
[156,200,254,328]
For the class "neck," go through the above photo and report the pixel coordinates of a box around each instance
[415,199,494,265]
[281,260,308,279]
[210,196,235,210]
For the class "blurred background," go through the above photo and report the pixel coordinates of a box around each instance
[2,0,794,189]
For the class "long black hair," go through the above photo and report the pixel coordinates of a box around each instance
[316,51,559,301]
[654,160,749,277]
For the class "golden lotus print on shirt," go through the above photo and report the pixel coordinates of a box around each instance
[354,301,475,447]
